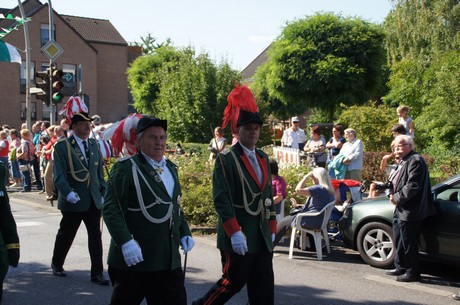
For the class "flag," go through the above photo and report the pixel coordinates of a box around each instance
[0,41,21,64]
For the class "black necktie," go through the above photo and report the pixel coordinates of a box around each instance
[82,140,90,163]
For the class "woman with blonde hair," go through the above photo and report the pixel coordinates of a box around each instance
[273,167,335,246]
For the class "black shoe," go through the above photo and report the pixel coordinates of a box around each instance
[51,263,66,277]
[91,274,110,286]
[386,269,405,276]
[452,293,460,301]
[396,273,420,282]
[192,298,202,305]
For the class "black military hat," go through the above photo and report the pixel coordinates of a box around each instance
[236,109,263,127]
[136,117,168,134]
[70,112,94,129]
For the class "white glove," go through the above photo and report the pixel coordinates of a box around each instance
[121,239,144,267]
[181,236,195,254]
[66,191,80,204]
[231,231,248,256]
[272,233,275,242]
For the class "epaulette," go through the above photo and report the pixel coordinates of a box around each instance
[118,155,131,162]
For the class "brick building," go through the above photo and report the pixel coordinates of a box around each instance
[0,0,133,128]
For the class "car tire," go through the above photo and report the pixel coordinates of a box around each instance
[356,222,395,269]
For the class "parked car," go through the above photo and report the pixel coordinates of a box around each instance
[339,175,460,269]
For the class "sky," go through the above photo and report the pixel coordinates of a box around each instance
[3,0,394,70]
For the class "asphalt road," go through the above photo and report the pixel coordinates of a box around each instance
[3,190,460,305]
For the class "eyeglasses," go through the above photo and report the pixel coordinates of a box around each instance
[395,143,410,149]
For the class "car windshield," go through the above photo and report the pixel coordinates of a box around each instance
[435,179,460,202]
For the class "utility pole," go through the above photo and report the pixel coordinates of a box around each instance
[17,0,31,130]
[48,0,55,124]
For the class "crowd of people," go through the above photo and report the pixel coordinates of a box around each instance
[0,100,443,303]
[0,116,112,199]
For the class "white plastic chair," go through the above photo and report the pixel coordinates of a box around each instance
[288,201,335,261]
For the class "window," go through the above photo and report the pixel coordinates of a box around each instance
[40,24,56,47]
[20,102,37,120]
[20,62,36,93]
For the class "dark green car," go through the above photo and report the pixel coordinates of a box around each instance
[339,174,460,269]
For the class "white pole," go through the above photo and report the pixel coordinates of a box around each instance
[17,0,31,130]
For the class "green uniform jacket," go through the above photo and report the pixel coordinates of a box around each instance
[103,153,191,272]
[0,162,19,281]
[214,143,277,253]
[53,136,106,212]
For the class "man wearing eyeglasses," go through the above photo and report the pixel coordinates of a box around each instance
[387,135,435,282]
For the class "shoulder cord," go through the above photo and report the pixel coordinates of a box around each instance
[129,158,173,224]
[64,140,90,186]
[229,150,262,216]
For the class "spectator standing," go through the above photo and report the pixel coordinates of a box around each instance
[0,131,9,184]
[31,122,44,191]
[16,129,34,192]
[340,128,364,181]
[326,124,346,178]
[0,162,20,303]
[270,159,287,221]
[8,129,22,188]
[281,116,307,150]
[43,126,57,201]
[387,135,435,282]
[193,85,277,305]
[208,127,227,161]
[103,117,194,305]
[50,112,109,285]
[303,125,327,168]
[397,105,414,138]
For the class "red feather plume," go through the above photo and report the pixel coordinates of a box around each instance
[222,84,258,133]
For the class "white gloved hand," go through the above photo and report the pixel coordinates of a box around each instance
[231,231,248,256]
[272,233,275,243]
[121,239,144,267]
[66,191,80,204]
[181,236,195,254]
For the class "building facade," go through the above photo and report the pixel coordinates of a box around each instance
[0,0,130,128]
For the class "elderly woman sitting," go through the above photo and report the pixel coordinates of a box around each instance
[273,167,335,246]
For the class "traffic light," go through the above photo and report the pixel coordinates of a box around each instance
[33,68,51,106]
[51,69,64,104]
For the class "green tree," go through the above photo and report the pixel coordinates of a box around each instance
[338,103,395,152]
[129,33,172,55]
[255,13,386,121]
[128,45,240,143]
[384,0,460,150]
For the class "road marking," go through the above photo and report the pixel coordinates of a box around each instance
[16,221,44,227]
[366,275,454,297]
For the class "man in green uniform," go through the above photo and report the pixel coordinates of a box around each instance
[103,117,194,305]
[0,161,20,303]
[193,85,277,305]
[51,112,109,285]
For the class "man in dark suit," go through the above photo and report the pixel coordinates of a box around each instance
[193,85,277,305]
[51,112,109,285]
[103,117,194,305]
[387,135,435,282]
[0,162,19,303]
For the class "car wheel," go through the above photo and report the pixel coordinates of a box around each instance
[356,222,395,269]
